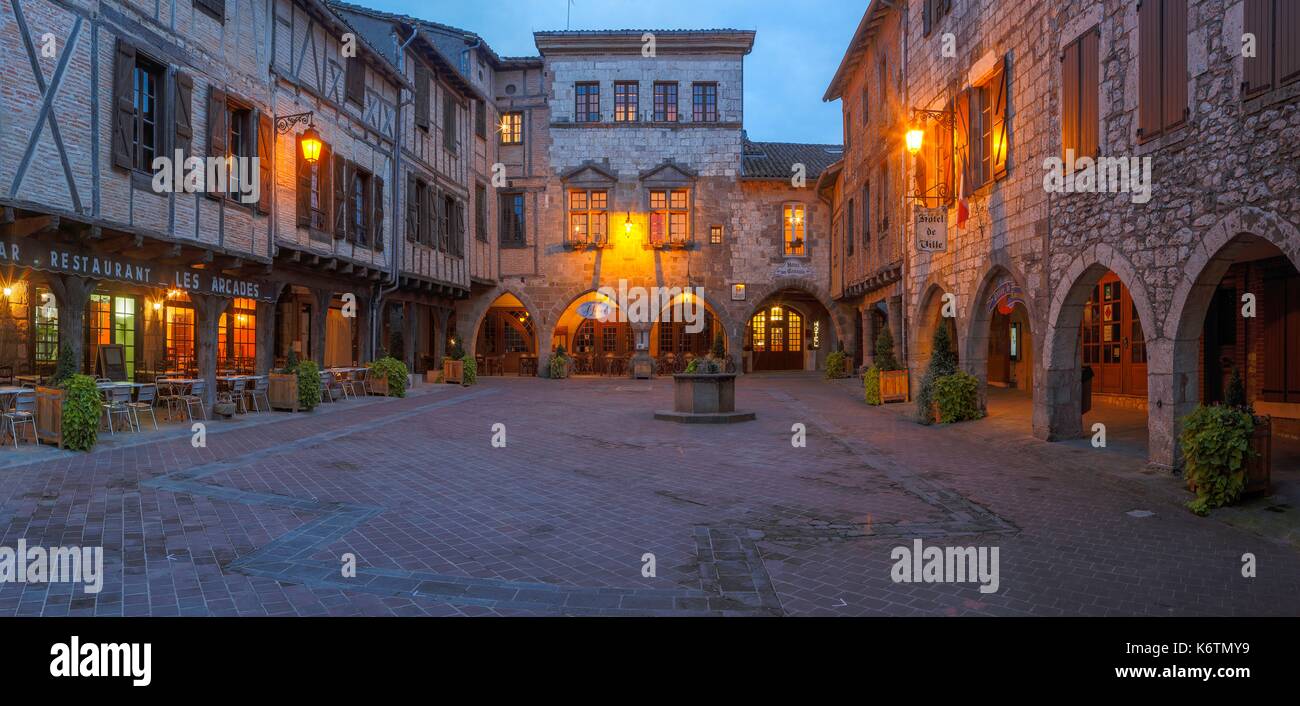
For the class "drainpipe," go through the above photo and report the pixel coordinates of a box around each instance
[373,25,420,358]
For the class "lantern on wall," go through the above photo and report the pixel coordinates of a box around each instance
[299,126,323,164]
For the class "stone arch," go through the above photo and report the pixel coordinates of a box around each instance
[1036,245,1157,448]
[649,288,738,354]
[910,278,956,374]
[459,282,545,360]
[962,254,1039,410]
[741,277,850,353]
[1159,207,1300,467]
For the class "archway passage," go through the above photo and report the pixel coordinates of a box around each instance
[552,291,632,376]
[474,293,538,375]
[984,297,1033,426]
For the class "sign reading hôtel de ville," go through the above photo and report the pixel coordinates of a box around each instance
[0,235,271,300]
[915,207,948,253]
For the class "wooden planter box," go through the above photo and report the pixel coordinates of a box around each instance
[880,369,910,403]
[35,386,66,448]
[1245,416,1272,496]
[369,374,390,396]
[268,373,300,412]
[425,370,441,384]
[443,359,463,385]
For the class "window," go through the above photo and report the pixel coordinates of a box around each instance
[1244,0,1300,97]
[602,325,618,353]
[845,111,852,149]
[475,100,487,138]
[443,194,465,257]
[1137,0,1187,140]
[414,67,430,132]
[653,82,678,121]
[783,203,807,257]
[846,199,854,256]
[709,225,723,244]
[218,298,256,372]
[649,189,690,246]
[568,189,608,246]
[34,288,58,369]
[297,135,332,232]
[165,302,195,372]
[862,84,869,125]
[751,310,767,352]
[131,56,163,171]
[614,82,638,122]
[956,57,1009,194]
[352,169,371,247]
[500,193,525,246]
[575,82,600,122]
[500,112,523,145]
[194,0,224,22]
[923,0,954,37]
[1061,28,1100,162]
[475,183,487,241]
[226,105,250,199]
[692,83,718,122]
[443,93,457,151]
[345,56,365,106]
[862,184,871,247]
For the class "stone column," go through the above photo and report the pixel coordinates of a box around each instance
[46,274,96,374]
[311,289,331,366]
[255,299,277,375]
[191,293,230,411]
[726,323,744,375]
[861,306,876,368]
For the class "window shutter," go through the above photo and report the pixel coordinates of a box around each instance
[414,66,430,130]
[1080,30,1100,158]
[319,143,332,230]
[1137,0,1162,139]
[1243,0,1274,96]
[991,55,1010,180]
[1161,0,1187,130]
[435,191,447,250]
[1261,276,1287,401]
[255,110,272,214]
[922,0,933,37]
[953,89,970,198]
[372,175,384,251]
[424,186,435,246]
[405,176,418,242]
[1061,40,1080,164]
[174,71,193,162]
[333,154,347,239]
[1280,0,1300,86]
[295,135,311,226]
[345,59,364,106]
[111,39,136,170]
[205,86,227,200]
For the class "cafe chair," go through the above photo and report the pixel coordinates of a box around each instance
[341,369,367,397]
[0,365,12,385]
[179,380,208,422]
[319,371,339,403]
[128,384,160,431]
[3,390,39,447]
[243,376,270,413]
[102,386,134,434]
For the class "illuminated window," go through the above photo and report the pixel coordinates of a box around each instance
[614,82,638,122]
[88,294,112,372]
[710,225,723,244]
[653,82,678,122]
[499,112,522,145]
[1009,321,1021,361]
[114,296,136,379]
[783,203,807,256]
[751,310,767,352]
[569,190,608,246]
[602,325,618,352]
[219,297,256,371]
[649,189,690,246]
[34,287,59,366]
[787,309,803,352]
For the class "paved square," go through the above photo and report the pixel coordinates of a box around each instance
[1,375,1297,616]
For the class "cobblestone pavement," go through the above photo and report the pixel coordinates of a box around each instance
[1,374,1297,616]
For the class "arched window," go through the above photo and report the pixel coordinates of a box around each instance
[783,203,806,256]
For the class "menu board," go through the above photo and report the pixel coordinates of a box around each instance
[98,344,128,381]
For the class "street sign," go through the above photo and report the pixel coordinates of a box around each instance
[915,207,948,252]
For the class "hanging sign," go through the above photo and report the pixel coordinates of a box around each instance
[577,301,611,320]
[984,280,1026,316]
[915,207,948,252]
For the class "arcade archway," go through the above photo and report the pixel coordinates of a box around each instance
[474,292,538,375]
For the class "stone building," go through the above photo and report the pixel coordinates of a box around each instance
[454,29,846,376]
[824,0,1299,469]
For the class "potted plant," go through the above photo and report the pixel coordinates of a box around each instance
[1180,402,1259,516]
[369,356,409,397]
[863,365,882,405]
[460,354,477,386]
[916,324,958,424]
[823,348,849,380]
[443,341,464,384]
[59,374,101,451]
[932,370,982,423]
[35,343,79,448]
[874,328,909,402]
[548,345,571,379]
[269,350,303,411]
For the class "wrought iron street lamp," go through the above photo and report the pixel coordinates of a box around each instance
[276,112,321,164]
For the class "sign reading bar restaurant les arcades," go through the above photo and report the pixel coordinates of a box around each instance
[0,235,273,301]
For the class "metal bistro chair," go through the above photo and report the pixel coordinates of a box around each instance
[319,370,340,403]
[179,379,208,422]
[4,389,39,447]
[101,386,134,434]
[348,368,370,397]
[244,376,271,413]
[128,384,160,431]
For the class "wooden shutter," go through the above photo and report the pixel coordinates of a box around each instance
[1061,40,1080,164]
[1137,0,1162,139]
[255,110,272,214]
[1280,1,1300,86]
[205,86,227,199]
[1080,30,1099,158]
[195,0,225,22]
[111,39,136,170]
[414,66,430,130]
[1243,0,1275,96]
[423,185,435,246]
[435,190,447,250]
[405,176,418,242]
[333,154,347,239]
[1161,0,1187,130]
[174,71,193,162]
[990,55,1009,180]
[953,89,970,197]
[345,59,365,106]
[922,0,933,37]
[295,134,310,226]
[372,175,385,251]
[1261,275,1287,401]
[319,143,332,231]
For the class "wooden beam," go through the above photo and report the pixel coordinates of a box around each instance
[0,214,58,239]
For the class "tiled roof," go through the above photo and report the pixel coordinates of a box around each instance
[741,140,844,180]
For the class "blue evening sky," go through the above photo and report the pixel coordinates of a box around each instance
[367,0,862,145]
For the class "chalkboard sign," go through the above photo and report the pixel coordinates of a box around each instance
[98,344,128,381]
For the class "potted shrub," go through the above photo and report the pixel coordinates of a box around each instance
[295,359,322,411]
[916,324,958,424]
[1180,403,1258,515]
[59,374,101,451]
[368,356,408,397]
[874,328,909,402]
[548,345,571,379]
[823,348,849,380]
[35,343,79,447]
[443,341,464,384]
[460,355,477,386]
[933,371,982,423]
[269,351,303,411]
[863,365,882,405]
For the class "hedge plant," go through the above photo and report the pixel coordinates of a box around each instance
[824,350,849,380]
[686,357,721,374]
[460,355,477,386]
[369,356,409,397]
[1180,404,1254,516]
[863,365,882,405]
[60,374,100,452]
[874,327,901,371]
[296,359,322,411]
[933,371,981,423]
[548,345,569,379]
[916,323,958,424]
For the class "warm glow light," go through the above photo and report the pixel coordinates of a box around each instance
[500,116,511,134]
[905,128,924,154]
[153,301,162,311]
[624,213,633,234]
[300,126,323,164]
[1,287,10,298]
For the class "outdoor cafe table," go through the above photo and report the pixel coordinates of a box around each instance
[0,385,27,413]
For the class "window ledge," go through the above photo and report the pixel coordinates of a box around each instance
[1242,79,1300,115]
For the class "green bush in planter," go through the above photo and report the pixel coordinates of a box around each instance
[460,355,477,386]
[1180,404,1254,516]
[916,323,958,424]
[685,357,721,374]
[933,371,982,423]
[369,356,409,397]
[863,365,882,405]
[874,327,901,371]
[296,359,322,411]
[60,374,101,452]
[823,350,848,380]
[548,346,569,379]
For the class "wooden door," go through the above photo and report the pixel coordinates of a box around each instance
[751,305,804,370]
[1081,273,1146,397]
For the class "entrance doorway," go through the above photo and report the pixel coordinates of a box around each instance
[749,304,804,371]
[1081,272,1147,398]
